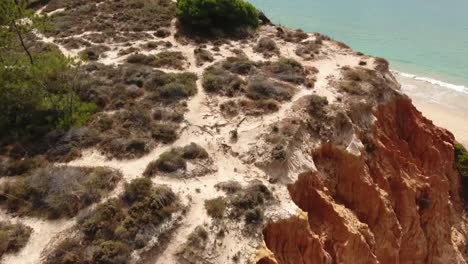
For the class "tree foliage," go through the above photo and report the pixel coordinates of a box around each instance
[176,0,259,33]
[0,1,95,140]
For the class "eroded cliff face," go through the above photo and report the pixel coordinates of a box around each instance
[262,95,467,264]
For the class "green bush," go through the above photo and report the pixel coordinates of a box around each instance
[455,143,468,179]
[0,50,96,139]
[0,221,32,257]
[176,0,259,33]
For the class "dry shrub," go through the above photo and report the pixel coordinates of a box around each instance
[202,66,244,96]
[79,45,110,61]
[204,197,227,218]
[276,27,309,43]
[374,57,390,72]
[295,40,321,60]
[126,53,155,65]
[229,181,273,225]
[264,58,306,85]
[45,0,176,40]
[194,48,214,66]
[246,77,294,102]
[215,181,242,194]
[153,51,186,70]
[177,225,209,263]
[0,221,32,257]
[144,71,198,103]
[46,178,179,264]
[221,56,256,75]
[254,37,279,58]
[144,143,209,177]
[0,166,122,219]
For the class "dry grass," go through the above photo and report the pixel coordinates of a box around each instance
[254,37,280,58]
[0,222,32,257]
[0,166,122,219]
[144,143,209,177]
[205,197,227,219]
[46,178,179,264]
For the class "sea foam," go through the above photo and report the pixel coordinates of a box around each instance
[392,70,468,94]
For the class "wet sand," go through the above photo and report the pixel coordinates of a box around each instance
[396,74,468,147]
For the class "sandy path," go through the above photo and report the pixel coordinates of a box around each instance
[0,211,74,264]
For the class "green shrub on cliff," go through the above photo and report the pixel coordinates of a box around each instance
[455,143,468,178]
[176,0,259,34]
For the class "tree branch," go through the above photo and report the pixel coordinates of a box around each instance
[12,20,33,65]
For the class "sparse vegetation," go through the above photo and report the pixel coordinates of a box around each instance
[246,78,294,102]
[44,0,176,41]
[254,37,279,58]
[228,181,273,225]
[177,225,209,263]
[455,144,468,193]
[306,94,329,118]
[153,51,186,70]
[126,53,155,65]
[222,56,256,75]
[46,178,179,264]
[79,45,110,61]
[194,47,214,66]
[265,58,306,84]
[0,166,122,219]
[295,40,322,60]
[215,181,242,193]
[144,143,209,177]
[276,27,309,42]
[202,66,244,96]
[375,57,390,71]
[145,71,198,103]
[0,221,32,257]
[339,66,387,96]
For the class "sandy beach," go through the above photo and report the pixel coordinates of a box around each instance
[396,73,468,147]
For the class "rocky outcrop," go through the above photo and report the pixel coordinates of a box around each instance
[261,95,467,264]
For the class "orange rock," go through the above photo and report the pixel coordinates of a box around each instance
[261,96,467,264]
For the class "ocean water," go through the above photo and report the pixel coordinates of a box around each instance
[250,0,468,91]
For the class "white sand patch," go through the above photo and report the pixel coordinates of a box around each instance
[0,211,74,264]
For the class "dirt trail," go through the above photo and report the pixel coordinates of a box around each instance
[1,13,366,263]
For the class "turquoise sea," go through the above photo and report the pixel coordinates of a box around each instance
[250,0,468,91]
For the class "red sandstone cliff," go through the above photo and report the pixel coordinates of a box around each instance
[261,96,467,264]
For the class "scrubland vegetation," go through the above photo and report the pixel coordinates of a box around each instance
[202,55,310,117]
[455,144,468,194]
[0,166,122,219]
[144,143,209,177]
[45,178,180,264]
[207,181,273,225]
[339,66,389,98]
[0,221,32,257]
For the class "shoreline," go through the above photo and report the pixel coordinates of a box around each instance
[395,72,468,147]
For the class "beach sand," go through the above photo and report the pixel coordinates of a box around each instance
[396,74,468,147]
